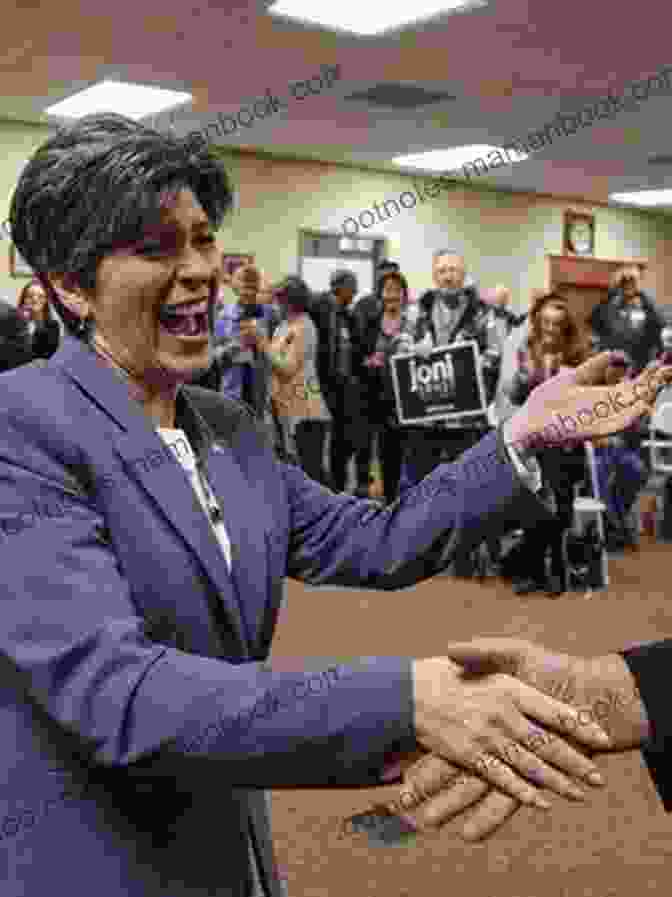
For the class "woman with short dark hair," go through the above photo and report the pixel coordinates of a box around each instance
[358,271,413,503]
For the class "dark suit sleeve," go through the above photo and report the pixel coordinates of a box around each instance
[0,309,33,372]
[283,425,554,590]
[588,302,604,333]
[621,640,672,809]
[31,320,61,359]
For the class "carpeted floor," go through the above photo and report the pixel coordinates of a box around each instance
[268,539,672,897]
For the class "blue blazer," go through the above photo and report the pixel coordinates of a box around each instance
[0,335,551,896]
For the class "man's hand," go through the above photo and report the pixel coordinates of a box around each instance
[377,751,517,842]
[445,639,650,749]
[400,640,649,842]
[505,351,672,451]
[412,657,610,809]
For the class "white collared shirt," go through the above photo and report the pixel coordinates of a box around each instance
[156,428,232,571]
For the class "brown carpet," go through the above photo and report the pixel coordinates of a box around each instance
[268,539,672,897]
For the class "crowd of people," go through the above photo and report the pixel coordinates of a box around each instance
[177,252,668,595]
[1,245,670,597]
[2,246,670,597]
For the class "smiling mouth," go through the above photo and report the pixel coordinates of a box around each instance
[158,299,209,338]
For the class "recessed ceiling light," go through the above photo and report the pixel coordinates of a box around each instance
[45,81,192,121]
[393,145,529,173]
[610,190,672,207]
[268,0,485,35]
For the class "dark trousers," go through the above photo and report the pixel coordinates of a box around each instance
[520,446,586,581]
[401,426,486,484]
[330,419,371,492]
[327,383,370,493]
[294,420,330,487]
[355,426,376,490]
[378,424,405,504]
[401,425,492,574]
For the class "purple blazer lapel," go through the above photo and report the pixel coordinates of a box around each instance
[112,430,251,655]
[203,443,271,657]
[57,336,253,654]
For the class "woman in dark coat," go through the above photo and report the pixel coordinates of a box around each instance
[357,271,415,504]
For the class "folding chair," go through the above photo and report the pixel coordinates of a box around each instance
[641,398,672,537]
[643,399,672,473]
[571,441,609,592]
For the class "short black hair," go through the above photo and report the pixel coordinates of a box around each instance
[9,112,233,338]
[329,269,357,291]
[273,275,312,312]
[376,259,399,273]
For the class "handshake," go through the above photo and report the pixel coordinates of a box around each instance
[343,639,650,845]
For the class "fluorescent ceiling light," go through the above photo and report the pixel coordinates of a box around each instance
[269,0,482,35]
[610,190,672,207]
[45,81,192,121]
[393,145,529,173]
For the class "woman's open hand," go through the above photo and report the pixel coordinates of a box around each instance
[412,657,610,808]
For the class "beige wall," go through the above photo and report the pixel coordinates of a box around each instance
[0,119,57,303]
[219,150,672,314]
[2,118,671,316]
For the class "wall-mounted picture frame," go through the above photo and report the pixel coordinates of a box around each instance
[563,210,595,256]
[9,243,33,277]
[221,253,255,283]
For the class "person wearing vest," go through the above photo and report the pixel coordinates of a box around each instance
[400,249,502,487]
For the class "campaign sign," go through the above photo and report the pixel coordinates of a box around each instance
[390,340,487,425]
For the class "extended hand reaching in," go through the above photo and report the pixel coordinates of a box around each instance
[399,640,649,841]
[412,657,611,809]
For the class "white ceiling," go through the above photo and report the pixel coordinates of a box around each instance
[4,0,672,210]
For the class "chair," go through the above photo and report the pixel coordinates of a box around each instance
[571,441,609,590]
[643,399,672,473]
[640,398,672,536]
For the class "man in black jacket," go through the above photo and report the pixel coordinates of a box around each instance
[401,250,502,487]
[310,269,370,495]
[589,268,665,548]
[589,267,664,374]
[0,298,33,372]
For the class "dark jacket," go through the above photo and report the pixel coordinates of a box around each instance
[0,299,33,372]
[589,290,664,373]
[309,292,365,415]
[411,286,503,409]
[0,302,61,372]
[622,640,672,810]
[31,318,61,360]
[357,306,416,424]
[351,292,382,337]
